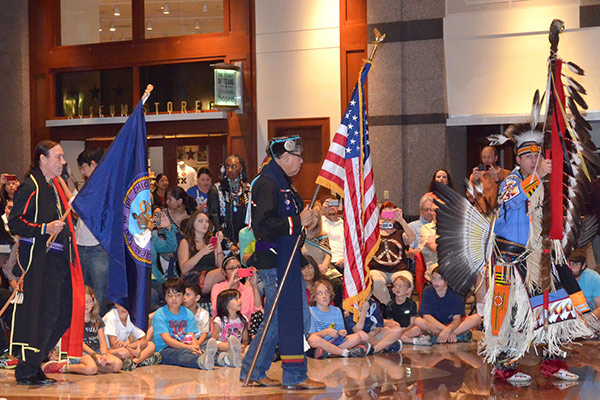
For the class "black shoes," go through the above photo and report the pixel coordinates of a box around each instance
[16,371,57,386]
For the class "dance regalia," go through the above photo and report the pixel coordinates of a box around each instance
[433,19,600,381]
[8,168,85,379]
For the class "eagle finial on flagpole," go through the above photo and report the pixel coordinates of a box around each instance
[368,28,386,62]
[142,84,154,105]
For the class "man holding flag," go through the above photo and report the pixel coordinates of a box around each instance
[239,136,324,390]
[72,86,153,330]
[316,60,380,321]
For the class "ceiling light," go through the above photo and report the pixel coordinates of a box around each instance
[194,19,201,30]
[109,22,116,32]
[203,3,208,13]
[162,3,170,15]
[113,5,120,16]
[146,20,153,31]
[98,23,103,32]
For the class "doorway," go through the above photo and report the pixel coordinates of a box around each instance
[268,118,330,203]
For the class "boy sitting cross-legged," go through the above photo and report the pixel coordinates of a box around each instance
[307,279,371,359]
[410,266,481,344]
[103,302,161,370]
[152,278,218,369]
[182,283,211,347]
[384,272,432,346]
[345,290,404,355]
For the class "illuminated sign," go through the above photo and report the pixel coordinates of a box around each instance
[213,63,243,112]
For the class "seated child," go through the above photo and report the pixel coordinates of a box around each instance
[414,266,481,344]
[43,286,122,375]
[211,289,245,367]
[307,280,370,359]
[103,302,161,370]
[384,273,432,346]
[345,291,403,354]
[152,278,218,370]
[183,283,210,347]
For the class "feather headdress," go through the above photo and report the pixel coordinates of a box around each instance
[487,91,545,153]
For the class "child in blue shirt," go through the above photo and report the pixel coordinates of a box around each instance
[152,278,218,369]
[415,267,481,344]
[307,280,370,359]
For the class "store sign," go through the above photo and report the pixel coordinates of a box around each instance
[213,63,242,112]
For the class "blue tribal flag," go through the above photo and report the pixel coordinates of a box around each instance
[72,98,152,329]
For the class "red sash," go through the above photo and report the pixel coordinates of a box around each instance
[53,179,85,357]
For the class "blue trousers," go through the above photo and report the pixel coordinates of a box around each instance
[159,347,201,369]
[240,268,308,386]
[78,244,109,316]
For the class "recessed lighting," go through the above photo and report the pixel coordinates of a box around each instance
[162,3,170,15]
[98,23,103,32]
[109,22,116,32]
[113,5,120,16]
[194,19,201,30]
[146,20,153,31]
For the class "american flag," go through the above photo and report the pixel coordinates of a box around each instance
[316,62,379,319]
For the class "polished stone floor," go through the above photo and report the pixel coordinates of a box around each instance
[2,334,600,399]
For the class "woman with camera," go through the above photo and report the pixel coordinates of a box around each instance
[177,210,224,292]
[210,255,261,323]
[369,201,415,305]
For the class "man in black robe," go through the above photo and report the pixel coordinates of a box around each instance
[9,140,72,385]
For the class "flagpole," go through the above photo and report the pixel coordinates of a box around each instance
[243,28,385,387]
[142,84,154,105]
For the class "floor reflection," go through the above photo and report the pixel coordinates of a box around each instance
[2,338,600,399]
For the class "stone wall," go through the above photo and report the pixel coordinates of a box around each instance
[367,0,467,217]
[0,1,30,179]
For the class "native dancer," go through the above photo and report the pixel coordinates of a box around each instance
[433,19,600,384]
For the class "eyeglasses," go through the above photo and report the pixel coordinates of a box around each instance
[226,265,240,271]
[316,291,330,296]
[288,152,303,160]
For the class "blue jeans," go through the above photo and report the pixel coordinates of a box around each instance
[240,268,308,386]
[78,244,109,316]
[159,347,201,369]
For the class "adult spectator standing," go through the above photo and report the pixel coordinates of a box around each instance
[187,167,212,213]
[239,136,323,390]
[75,148,110,316]
[467,146,510,214]
[208,155,250,247]
[427,169,456,193]
[321,196,344,271]
[569,250,600,320]
[152,173,169,210]
[9,140,73,385]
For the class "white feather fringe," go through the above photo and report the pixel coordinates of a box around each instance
[479,268,534,364]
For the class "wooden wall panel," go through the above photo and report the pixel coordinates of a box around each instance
[28,0,257,174]
[340,0,367,117]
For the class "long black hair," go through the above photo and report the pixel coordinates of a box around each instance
[221,154,248,183]
[28,140,59,175]
[167,186,196,215]
[216,288,247,327]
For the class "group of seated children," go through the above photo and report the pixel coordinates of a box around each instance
[305,267,481,358]
[41,262,480,375]
[43,286,160,375]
